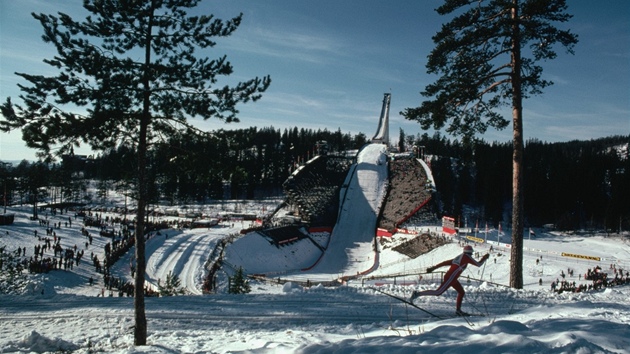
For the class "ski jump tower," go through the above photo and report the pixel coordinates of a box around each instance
[371,93,391,146]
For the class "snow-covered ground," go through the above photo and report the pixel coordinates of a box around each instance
[1,144,629,353]
[1,202,629,353]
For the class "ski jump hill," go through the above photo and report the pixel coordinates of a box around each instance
[223,94,436,282]
[300,143,388,280]
[223,142,436,283]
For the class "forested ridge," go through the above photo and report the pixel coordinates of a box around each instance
[420,133,629,232]
[2,128,627,232]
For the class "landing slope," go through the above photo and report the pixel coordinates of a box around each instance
[295,143,388,280]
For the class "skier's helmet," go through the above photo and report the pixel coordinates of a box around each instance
[463,245,474,254]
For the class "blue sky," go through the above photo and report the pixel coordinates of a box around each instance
[1,0,628,161]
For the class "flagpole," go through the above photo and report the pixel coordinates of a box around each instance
[498,223,501,245]
[475,220,478,239]
[484,222,487,244]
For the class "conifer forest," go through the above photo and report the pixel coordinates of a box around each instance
[1,129,628,233]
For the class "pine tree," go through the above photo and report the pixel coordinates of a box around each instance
[402,0,577,289]
[0,246,28,295]
[157,271,186,296]
[0,0,270,345]
[228,267,251,294]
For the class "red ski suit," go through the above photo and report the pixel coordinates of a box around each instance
[418,252,487,310]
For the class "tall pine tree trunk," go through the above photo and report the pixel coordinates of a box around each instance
[133,1,155,346]
[510,0,524,289]
[134,125,148,345]
[32,189,38,220]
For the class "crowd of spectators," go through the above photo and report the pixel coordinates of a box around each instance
[379,156,433,232]
[5,206,175,297]
[10,212,85,275]
[389,232,450,259]
[550,264,629,294]
[282,156,352,226]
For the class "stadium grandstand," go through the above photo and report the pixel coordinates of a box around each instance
[282,155,353,227]
[378,154,436,232]
[258,225,309,248]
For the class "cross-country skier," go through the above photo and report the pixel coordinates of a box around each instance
[410,245,489,316]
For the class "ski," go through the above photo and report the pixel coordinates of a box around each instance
[370,287,443,319]
[456,312,486,317]
[454,310,488,327]
[459,314,475,327]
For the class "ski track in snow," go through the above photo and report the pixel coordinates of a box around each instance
[2,284,629,353]
[0,286,566,329]
[145,230,224,295]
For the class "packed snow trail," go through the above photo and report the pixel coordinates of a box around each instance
[145,230,216,294]
[4,280,629,354]
[115,224,249,295]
